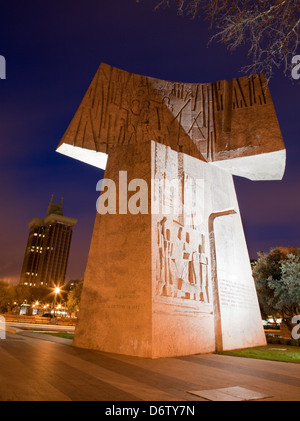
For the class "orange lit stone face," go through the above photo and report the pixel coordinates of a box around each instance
[151,142,266,357]
[58,64,285,357]
[57,63,285,179]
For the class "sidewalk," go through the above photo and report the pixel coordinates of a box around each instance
[0,331,299,401]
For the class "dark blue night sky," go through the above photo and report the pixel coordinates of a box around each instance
[0,1,299,283]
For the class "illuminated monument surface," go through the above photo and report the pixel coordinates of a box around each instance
[57,63,285,358]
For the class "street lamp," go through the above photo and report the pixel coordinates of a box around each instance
[53,287,60,317]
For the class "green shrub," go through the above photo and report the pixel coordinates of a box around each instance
[290,338,300,347]
[266,335,279,344]
[279,337,291,346]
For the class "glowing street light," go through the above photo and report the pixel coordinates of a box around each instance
[53,286,61,317]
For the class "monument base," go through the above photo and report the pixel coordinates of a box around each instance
[72,141,266,358]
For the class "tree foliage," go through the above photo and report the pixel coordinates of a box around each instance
[148,0,300,80]
[0,283,56,314]
[253,247,300,331]
[66,282,83,315]
[0,281,12,313]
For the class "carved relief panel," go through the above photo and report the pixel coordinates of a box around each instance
[152,142,210,304]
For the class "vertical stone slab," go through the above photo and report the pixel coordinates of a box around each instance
[151,142,215,357]
[73,142,153,357]
[214,211,267,350]
[207,165,266,350]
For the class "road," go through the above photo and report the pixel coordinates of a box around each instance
[6,321,75,332]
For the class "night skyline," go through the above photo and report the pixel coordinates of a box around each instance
[0,1,299,285]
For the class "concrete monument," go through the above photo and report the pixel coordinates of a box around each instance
[57,63,285,358]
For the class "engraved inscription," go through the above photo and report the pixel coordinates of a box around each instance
[219,279,258,309]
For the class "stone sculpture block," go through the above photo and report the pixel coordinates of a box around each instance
[57,63,285,357]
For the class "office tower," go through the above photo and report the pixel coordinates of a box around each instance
[20,196,77,287]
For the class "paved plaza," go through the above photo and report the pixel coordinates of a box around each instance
[0,330,299,401]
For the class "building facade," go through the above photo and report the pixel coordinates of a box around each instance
[19,196,77,288]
